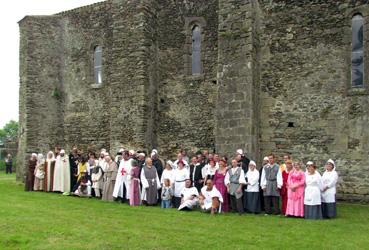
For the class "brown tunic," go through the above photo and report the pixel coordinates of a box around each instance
[102,161,118,201]
[25,159,37,191]
[44,160,55,191]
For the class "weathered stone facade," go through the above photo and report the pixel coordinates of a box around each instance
[18,0,369,202]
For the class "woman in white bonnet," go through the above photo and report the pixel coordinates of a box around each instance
[321,159,338,219]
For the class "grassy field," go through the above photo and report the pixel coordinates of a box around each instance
[0,173,368,250]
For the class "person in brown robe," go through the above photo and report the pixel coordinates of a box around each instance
[44,151,56,192]
[102,154,118,201]
[25,153,38,191]
[141,158,160,205]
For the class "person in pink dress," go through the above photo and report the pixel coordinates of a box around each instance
[129,160,141,206]
[285,161,305,217]
[213,159,229,212]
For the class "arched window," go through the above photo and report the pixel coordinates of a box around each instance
[192,25,201,75]
[352,14,364,87]
[94,46,102,85]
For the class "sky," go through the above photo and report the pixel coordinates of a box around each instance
[0,0,103,128]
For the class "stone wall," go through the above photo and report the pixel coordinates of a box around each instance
[215,0,260,161]
[18,16,64,181]
[156,0,218,158]
[258,0,369,202]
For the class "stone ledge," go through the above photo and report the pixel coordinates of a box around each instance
[90,83,104,89]
[347,86,368,96]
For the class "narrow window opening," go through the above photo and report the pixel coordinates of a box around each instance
[352,14,364,87]
[94,46,102,85]
[192,25,201,75]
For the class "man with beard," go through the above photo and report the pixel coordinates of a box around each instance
[113,150,132,203]
[151,149,163,204]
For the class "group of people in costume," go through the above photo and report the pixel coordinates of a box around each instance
[24,146,338,218]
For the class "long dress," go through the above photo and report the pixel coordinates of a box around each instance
[245,169,261,213]
[213,169,229,212]
[286,170,305,217]
[130,166,141,206]
[34,160,45,191]
[141,166,160,205]
[44,160,55,192]
[304,171,323,220]
[173,167,189,208]
[281,170,290,215]
[102,161,118,201]
[321,170,338,218]
[53,155,71,193]
[25,159,37,191]
[113,158,132,200]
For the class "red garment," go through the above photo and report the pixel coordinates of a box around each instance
[213,170,229,212]
[281,170,289,215]
[129,166,141,206]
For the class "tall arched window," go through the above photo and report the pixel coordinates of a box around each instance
[192,25,201,75]
[94,46,102,85]
[352,14,364,87]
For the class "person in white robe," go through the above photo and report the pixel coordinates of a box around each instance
[97,150,108,173]
[321,159,338,218]
[53,149,71,194]
[178,179,199,211]
[45,151,55,192]
[113,150,132,201]
[173,153,189,170]
[161,160,175,186]
[172,160,190,208]
[304,161,323,219]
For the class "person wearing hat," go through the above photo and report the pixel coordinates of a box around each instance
[260,153,282,215]
[34,154,46,191]
[172,160,190,208]
[321,159,338,219]
[98,149,108,173]
[129,160,142,206]
[141,158,160,205]
[286,161,305,217]
[235,149,250,174]
[102,154,118,201]
[173,153,189,170]
[304,161,323,219]
[25,153,38,191]
[53,149,71,195]
[161,160,174,187]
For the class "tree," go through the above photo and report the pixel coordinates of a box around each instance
[0,120,18,142]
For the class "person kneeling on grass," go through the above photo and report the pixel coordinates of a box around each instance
[178,179,199,211]
[74,171,91,197]
[199,179,223,214]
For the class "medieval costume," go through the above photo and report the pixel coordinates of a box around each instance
[245,163,261,213]
[25,153,37,191]
[141,165,160,205]
[321,159,338,219]
[129,160,141,206]
[69,151,80,192]
[113,157,132,201]
[44,151,55,192]
[286,169,305,217]
[200,185,223,213]
[53,150,71,194]
[91,164,104,198]
[225,163,246,214]
[34,154,46,191]
[102,159,118,201]
[161,185,173,208]
[74,172,91,197]
[161,161,174,186]
[304,168,323,220]
[213,168,229,212]
[172,162,189,208]
[178,186,199,211]
[191,161,205,193]
[260,162,282,215]
[281,168,290,215]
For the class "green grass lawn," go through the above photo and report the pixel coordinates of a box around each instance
[0,172,368,250]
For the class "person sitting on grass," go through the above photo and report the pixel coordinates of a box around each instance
[74,170,91,197]
[199,179,223,214]
[178,179,198,211]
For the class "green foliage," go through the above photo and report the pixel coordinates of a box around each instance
[0,174,368,249]
[52,88,62,100]
[0,120,18,142]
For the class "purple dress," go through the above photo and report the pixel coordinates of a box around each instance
[213,169,229,212]
[130,166,141,206]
